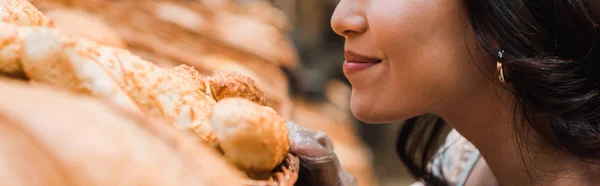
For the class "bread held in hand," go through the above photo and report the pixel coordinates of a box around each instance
[209,98,289,179]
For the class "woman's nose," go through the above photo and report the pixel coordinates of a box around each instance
[331,1,368,37]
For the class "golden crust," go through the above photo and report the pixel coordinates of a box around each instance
[11,23,217,143]
[0,80,247,186]
[71,38,218,143]
[0,0,54,27]
[16,24,141,113]
[209,98,289,179]
[208,69,267,106]
[170,64,208,93]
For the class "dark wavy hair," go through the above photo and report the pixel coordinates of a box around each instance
[396,0,600,185]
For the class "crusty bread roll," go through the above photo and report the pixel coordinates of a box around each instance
[209,98,290,179]
[0,79,246,186]
[208,69,267,105]
[0,0,53,77]
[7,23,140,113]
[171,65,269,107]
[14,24,217,143]
[42,8,126,48]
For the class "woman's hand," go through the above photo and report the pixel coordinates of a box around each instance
[286,121,357,186]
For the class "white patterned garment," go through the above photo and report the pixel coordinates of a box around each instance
[410,129,481,186]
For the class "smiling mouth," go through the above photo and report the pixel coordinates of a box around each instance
[342,51,382,75]
[344,51,383,64]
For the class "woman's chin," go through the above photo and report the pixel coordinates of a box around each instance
[350,101,405,124]
[350,94,426,124]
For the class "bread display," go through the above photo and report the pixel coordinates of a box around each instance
[30,0,295,117]
[210,98,290,179]
[16,24,217,143]
[0,1,300,185]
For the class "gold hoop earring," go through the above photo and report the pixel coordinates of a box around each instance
[497,62,506,83]
[496,50,507,83]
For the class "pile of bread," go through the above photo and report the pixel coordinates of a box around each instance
[0,0,380,185]
[27,0,296,120]
[0,0,298,185]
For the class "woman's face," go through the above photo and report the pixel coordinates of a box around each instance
[332,0,495,123]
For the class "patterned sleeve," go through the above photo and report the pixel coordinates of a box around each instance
[410,129,481,186]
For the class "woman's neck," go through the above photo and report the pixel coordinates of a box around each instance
[433,82,598,186]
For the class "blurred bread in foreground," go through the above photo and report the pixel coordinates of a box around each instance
[0,79,246,186]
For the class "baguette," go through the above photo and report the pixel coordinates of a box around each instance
[19,27,217,143]
[10,24,141,113]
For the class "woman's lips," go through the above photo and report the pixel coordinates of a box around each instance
[343,51,382,75]
[343,61,379,74]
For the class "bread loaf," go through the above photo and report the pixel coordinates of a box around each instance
[7,23,140,113]
[209,98,290,179]
[0,3,294,181]
[13,24,217,143]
